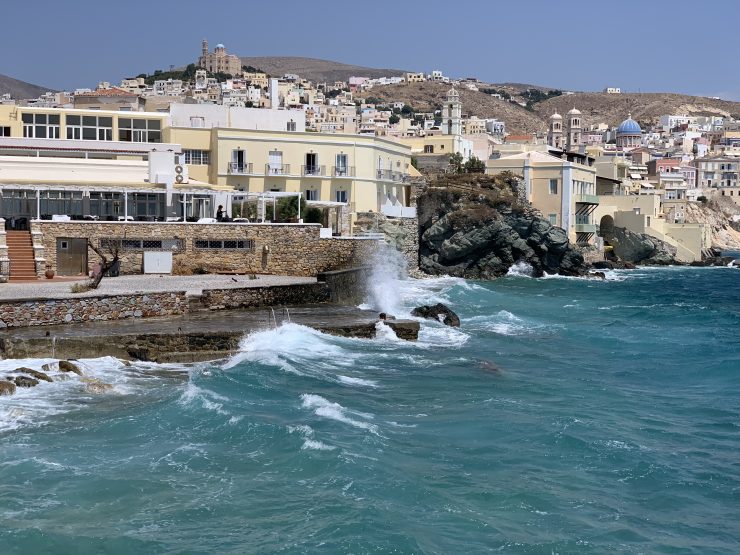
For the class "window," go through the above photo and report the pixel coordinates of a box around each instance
[0,126,10,137]
[335,153,348,176]
[548,213,557,225]
[287,120,296,131]
[336,190,347,203]
[100,238,183,251]
[194,239,255,251]
[183,150,210,165]
[22,113,60,139]
[118,118,161,142]
[549,179,558,194]
[66,115,112,141]
[424,145,434,153]
[306,190,318,201]
[190,116,205,128]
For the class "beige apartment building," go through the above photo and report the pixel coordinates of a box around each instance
[486,151,599,246]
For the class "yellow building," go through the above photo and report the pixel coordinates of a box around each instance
[486,151,599,246]
[166,126,414,228]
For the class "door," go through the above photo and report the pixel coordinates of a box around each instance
[268,150,283,174]
[335,154,348,176]
[231,149,245,172]
[56,238,88,276]
[192,197,211,219]
[305,153,318,175]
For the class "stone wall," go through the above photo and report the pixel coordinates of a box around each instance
[317,267,370,305]
[0,292,188,328]
[30,222,379,277]
[200,283,330,310]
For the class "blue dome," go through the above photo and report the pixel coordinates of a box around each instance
[617,115,642,135]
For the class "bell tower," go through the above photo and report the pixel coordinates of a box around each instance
[442,88,462,135]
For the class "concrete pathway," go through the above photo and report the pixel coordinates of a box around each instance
[0,274,317,301]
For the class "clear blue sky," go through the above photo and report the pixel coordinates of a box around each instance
[2,0,739,100]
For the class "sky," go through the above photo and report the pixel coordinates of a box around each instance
[2,0,740,100]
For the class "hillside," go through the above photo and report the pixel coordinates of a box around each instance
[535,92,740,128]
[239,56,406,83]
[365,82,547,134]
[0,73,54,100]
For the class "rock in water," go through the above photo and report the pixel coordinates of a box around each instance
[15,367,53,382]
[411,303,461,327]
[0,380,16,395]
[14,376,39,388]
[81,377,113,394]
[59,360,83,375]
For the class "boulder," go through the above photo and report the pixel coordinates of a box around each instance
[59,360,83,375]
[15,367,52,382]
[41,362,57,373]
[81,377,113,394]
[0,380,16,396]
[411,303,461,327]
[14,376,39,387]
[601,226,682,266]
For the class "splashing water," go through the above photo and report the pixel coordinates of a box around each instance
[365,244,408,316]
[506,260,534,278]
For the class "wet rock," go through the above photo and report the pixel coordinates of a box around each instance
[411,303,461,327]
[81,377,113,394]
[59,360,83,376]
[14,376,39,388]
[589,271,607,280]
[15,367,52,382]
[0,380,16,395]
[41,362,57,373]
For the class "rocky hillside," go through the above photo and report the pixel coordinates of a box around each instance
[239,57,406,83]
[0,73,54,100]
[367,82,546,134]
[535,92,740,128]
[684,197,740,251]
[417,174,586,278]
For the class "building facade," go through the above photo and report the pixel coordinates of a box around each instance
[198,40,242,76]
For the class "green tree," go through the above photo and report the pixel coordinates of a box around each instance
[449,152,464,173]
[389,114,400,125]
[464,156,486,174]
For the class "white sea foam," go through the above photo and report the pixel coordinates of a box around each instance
[300,393,378,434]
[506,261,534,278]
[467,310,556,337]
[288,423,336,451]
[375,321,400,342]
[416,324,470,348]
[337,375,378,388]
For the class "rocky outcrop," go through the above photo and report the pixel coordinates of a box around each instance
[684,198,740,251]
[411,303,461,327]
[15,367,52,382]
[58,360,83,375]
[13,376,39,388]
[601,226,682,265]
[0,380,16,395]
[418,179,587,278]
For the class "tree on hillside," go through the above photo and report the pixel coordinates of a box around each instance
[464,156,486,174]
[389,114,400,125]
[449,152,464,174]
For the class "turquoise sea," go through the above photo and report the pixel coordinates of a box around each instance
[1,261,739,554]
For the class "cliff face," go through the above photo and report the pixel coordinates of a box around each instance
[683,198,740,251]
[417,175,586,278]
[601,226,680,265]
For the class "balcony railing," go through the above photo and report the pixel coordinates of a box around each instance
[228,162,253,174]
[302,165,326,177]
[575,223,597,233]
[265,163,291,176]
[574,194,599,205]
[376,169,393,180]
[332,166,355,177]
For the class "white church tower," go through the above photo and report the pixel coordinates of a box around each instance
[442,88,462,135]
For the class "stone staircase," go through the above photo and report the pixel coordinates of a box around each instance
[6,231,38,281]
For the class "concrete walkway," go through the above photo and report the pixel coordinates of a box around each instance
[0,274,317,301]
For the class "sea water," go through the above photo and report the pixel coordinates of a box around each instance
[1,263,739,554]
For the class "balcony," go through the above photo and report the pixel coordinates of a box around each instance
[575,194,599,205]
[391,171,409,183]
[228,162,253,175]
[376,169,393,180]
[575,223,597,233]
[265,163,291,176]
[302,165,326,177]
[332,166,355,177]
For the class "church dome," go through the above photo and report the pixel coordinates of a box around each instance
[567,107,581,115]
[216,43,225,49]
[550,112,562,120]
[447,88,460,98]
[617,113,642,135]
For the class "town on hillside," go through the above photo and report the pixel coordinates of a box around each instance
[0,39,738,281]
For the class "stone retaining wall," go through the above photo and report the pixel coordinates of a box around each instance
[31,222,379,277]
[200,283,330,310]
[0,292,188,328]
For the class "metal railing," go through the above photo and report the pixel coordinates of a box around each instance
[228,162,253,174]
[376,169,393,180]
[302,165,326,177]
[332,166,355,177]
[265,163,291,176]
